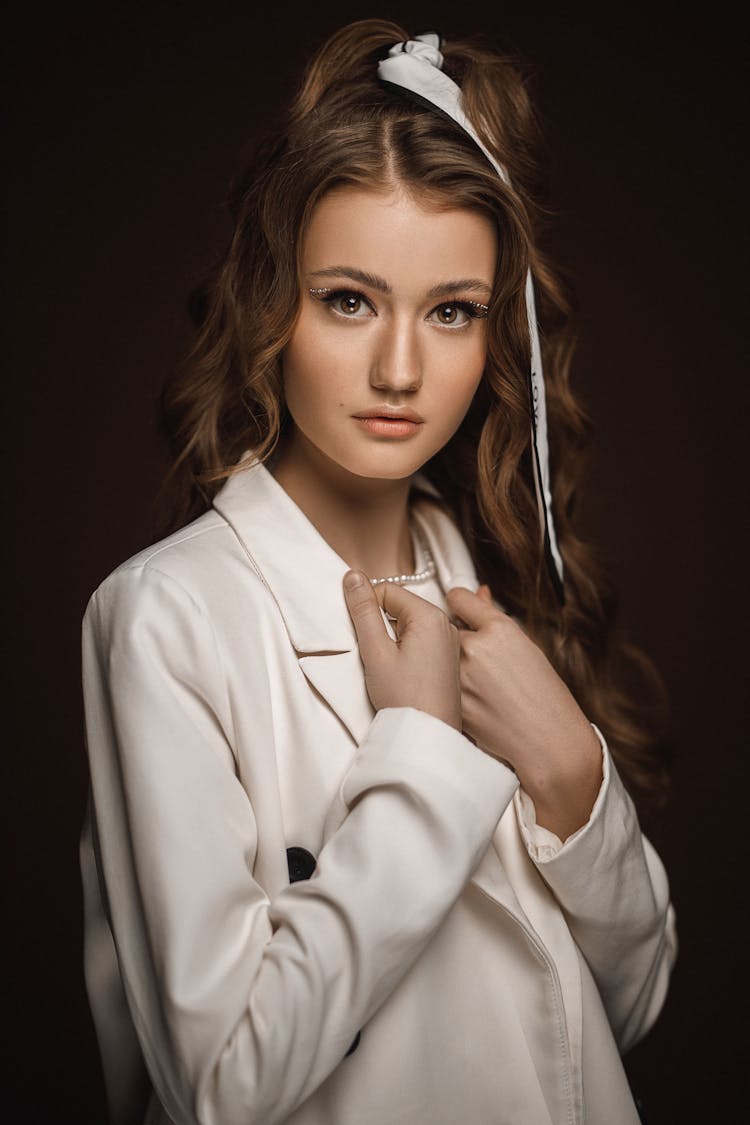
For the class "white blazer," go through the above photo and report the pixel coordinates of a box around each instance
[80,454,677,1125]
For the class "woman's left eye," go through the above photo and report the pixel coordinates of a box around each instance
[428,302,486,328]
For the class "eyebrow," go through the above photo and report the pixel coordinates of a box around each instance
[307,266,492,299]
[428,278,492,299]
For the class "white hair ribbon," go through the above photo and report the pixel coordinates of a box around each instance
[378,32,565,603]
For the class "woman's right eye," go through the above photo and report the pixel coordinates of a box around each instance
[310,289,375,319]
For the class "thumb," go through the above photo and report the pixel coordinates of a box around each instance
[342,570,390,661]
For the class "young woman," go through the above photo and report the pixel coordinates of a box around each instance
[80,18,677,1125]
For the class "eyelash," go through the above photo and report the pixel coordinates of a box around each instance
[309,287,489,327]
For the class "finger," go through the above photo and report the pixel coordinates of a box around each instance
[445,584,502,630]
[378,579,429,633]
[342,571,392,657]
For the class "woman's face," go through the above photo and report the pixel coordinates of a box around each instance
[281,185,497,482]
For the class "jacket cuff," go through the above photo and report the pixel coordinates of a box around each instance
[324,705,519,846]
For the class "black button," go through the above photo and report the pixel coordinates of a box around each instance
[286,846,317,883]
[345,1029,361,1057]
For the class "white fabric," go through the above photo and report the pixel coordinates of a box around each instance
[378,33,564,590]
[380,37,508,186]
[402,526,600,1120]
[80,453,676,1124]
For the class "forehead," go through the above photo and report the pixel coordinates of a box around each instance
[301,186,497,288]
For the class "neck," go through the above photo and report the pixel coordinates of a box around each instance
[267,433,416,581]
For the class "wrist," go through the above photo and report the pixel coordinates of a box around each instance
[518,723,603,841]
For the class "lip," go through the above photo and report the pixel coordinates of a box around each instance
[353,407,424,423]
[353,417,421,438]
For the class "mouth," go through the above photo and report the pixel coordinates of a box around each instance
[353,416,423,438]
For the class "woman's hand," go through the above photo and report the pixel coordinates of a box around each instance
[445,584,603,841]
[342,570,462,733]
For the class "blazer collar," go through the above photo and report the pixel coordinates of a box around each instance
[212,452,481,657]
[213,453,481,748]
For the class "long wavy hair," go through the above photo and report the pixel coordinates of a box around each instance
[157,18,672,803]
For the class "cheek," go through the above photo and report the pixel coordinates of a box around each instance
[282,320,329,413]
[432,337,487,412]
[282,315,362,408]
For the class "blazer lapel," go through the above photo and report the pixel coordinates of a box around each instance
[296,649,376,747]
[212,453,482,746]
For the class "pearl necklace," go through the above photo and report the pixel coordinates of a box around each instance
[369,522,436,587]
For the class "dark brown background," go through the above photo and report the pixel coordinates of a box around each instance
[4,2,747,1121]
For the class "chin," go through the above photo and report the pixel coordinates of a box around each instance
[337,447,427,482]
[297,424,433,483]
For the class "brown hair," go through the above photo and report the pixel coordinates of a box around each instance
[157,18,672,803]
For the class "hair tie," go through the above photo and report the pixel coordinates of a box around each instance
[378,32,565,604]
[386,33,444,69]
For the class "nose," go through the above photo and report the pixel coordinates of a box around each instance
[369,315,423,392]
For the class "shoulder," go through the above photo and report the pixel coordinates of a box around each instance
[83,507,276,639]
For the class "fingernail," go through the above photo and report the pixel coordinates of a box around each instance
[344,570,364,590]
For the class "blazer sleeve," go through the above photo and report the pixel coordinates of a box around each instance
[513,724,677,1053]
[82,561,519,1125]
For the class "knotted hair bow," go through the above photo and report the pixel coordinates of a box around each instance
[378,32,565,604]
